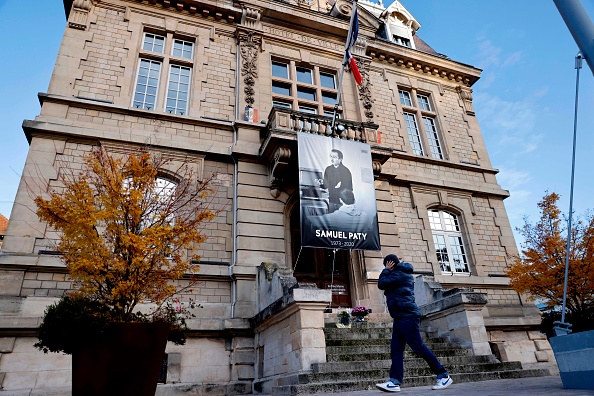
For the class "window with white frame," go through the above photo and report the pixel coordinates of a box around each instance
[428,209,470,274]
[271,59,338,116]
[399,89,444,159]
[133,32,195,115]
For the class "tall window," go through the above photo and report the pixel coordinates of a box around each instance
[271,59,338,116]
[399,89,444,159]
[133,32,195,115]
[428,209,470,274]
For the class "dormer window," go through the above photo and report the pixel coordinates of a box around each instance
[393,35,411,48]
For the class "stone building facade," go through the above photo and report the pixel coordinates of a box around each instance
[0,0,555,393]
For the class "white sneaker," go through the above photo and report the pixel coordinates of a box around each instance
[432,375,453,390]
[376,380,401,392]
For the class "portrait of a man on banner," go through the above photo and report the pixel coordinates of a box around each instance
[297,132,380,251]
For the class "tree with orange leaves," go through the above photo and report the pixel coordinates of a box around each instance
[506,192,594,334]
[35,147,217,323]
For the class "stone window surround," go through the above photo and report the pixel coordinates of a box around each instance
[410,186,479,277]
[270,57,339,117]
[132,30,196,115]
[398,87,447,160]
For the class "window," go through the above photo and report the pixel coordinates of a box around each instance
[272,82,291,96]
[399,90,412,107]
[270,59,338,116]
[133,59,161,110]
[428,210,470,274]
[143,33,165,53]
[393,35,411,48]
[399,89,444,159]
[296,67,313,84]
[404,113,423,155]
[272,61,289,79]
[166,65,191,115]
[133,32,195,115]
[172,39,194,60]
[417,94,431,111]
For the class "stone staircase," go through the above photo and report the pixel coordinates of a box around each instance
[272,318,550,395]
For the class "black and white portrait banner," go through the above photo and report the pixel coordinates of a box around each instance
[298,132,380,251]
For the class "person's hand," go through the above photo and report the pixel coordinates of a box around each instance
[385,260,396,271]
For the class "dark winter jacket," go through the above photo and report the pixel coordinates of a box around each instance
[378,262,421,318]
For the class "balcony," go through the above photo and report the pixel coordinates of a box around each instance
[259,107,392,197]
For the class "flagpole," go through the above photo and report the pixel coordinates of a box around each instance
[331,0,358,134]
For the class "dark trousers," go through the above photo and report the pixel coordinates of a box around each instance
[389,317,446,384]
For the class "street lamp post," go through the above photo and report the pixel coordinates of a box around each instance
[553,53,583,337]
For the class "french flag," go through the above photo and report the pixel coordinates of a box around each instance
[346,7,363,85]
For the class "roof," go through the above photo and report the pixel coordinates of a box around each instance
[0,214,8,235]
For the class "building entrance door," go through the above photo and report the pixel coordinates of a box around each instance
[290,207,352,308]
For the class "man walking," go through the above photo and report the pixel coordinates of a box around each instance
[375,254,453,392]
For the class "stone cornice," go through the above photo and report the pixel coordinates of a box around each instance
[366,38,482,87]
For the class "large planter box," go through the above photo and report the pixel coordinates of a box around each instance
[72,322,170,396]
[549,329,594,389]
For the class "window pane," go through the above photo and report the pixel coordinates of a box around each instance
[296,67,313,84]
[272,61,289,79]
[442,211,459,231]
[299,106,317,114]
[433,234,451,272]
[320,72,336,89]
[399,90,412,106]
[449,236,469,272]
[165,65,191,115]
[143,33,165,53]
[404,113,423,155]
[322,92,337,105]
[423,117,443,159]
[172,39,194,59]
[133,59,161,110]
[297,87,316,101]
[272,82,291,96]
[273,101,291,108]
[417,94,431,111]
[428,210,442,230]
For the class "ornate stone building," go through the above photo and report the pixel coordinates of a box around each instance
[0,0,555,393]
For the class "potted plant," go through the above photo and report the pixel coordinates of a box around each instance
[351,306,369,322]
[33,147,217,396]
[337,310,352,328]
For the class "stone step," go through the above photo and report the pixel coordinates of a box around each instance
[326,338,458,351]
[272,369,551,395]
[278,361,524,386]
[325,346,472,361]
[311,354,501,372]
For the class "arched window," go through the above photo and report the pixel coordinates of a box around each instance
[428,209,470,274]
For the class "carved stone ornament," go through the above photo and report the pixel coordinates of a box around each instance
[456,86,475,116]
[269,146,291,198]
[68,0,91,30]
[238,31,261,109]
[240,7,262,30]
[356,58,374,122]
[297,0,314,9]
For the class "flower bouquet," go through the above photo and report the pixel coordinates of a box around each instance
[351,306,369,322]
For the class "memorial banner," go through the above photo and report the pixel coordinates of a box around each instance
[298,132,380,251]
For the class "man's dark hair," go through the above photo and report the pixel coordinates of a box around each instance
[331,149,343,160]
[339,189,355,205]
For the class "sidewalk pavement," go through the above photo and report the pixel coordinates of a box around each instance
[326,376,594,396]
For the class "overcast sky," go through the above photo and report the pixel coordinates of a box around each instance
[1,1,594,249]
